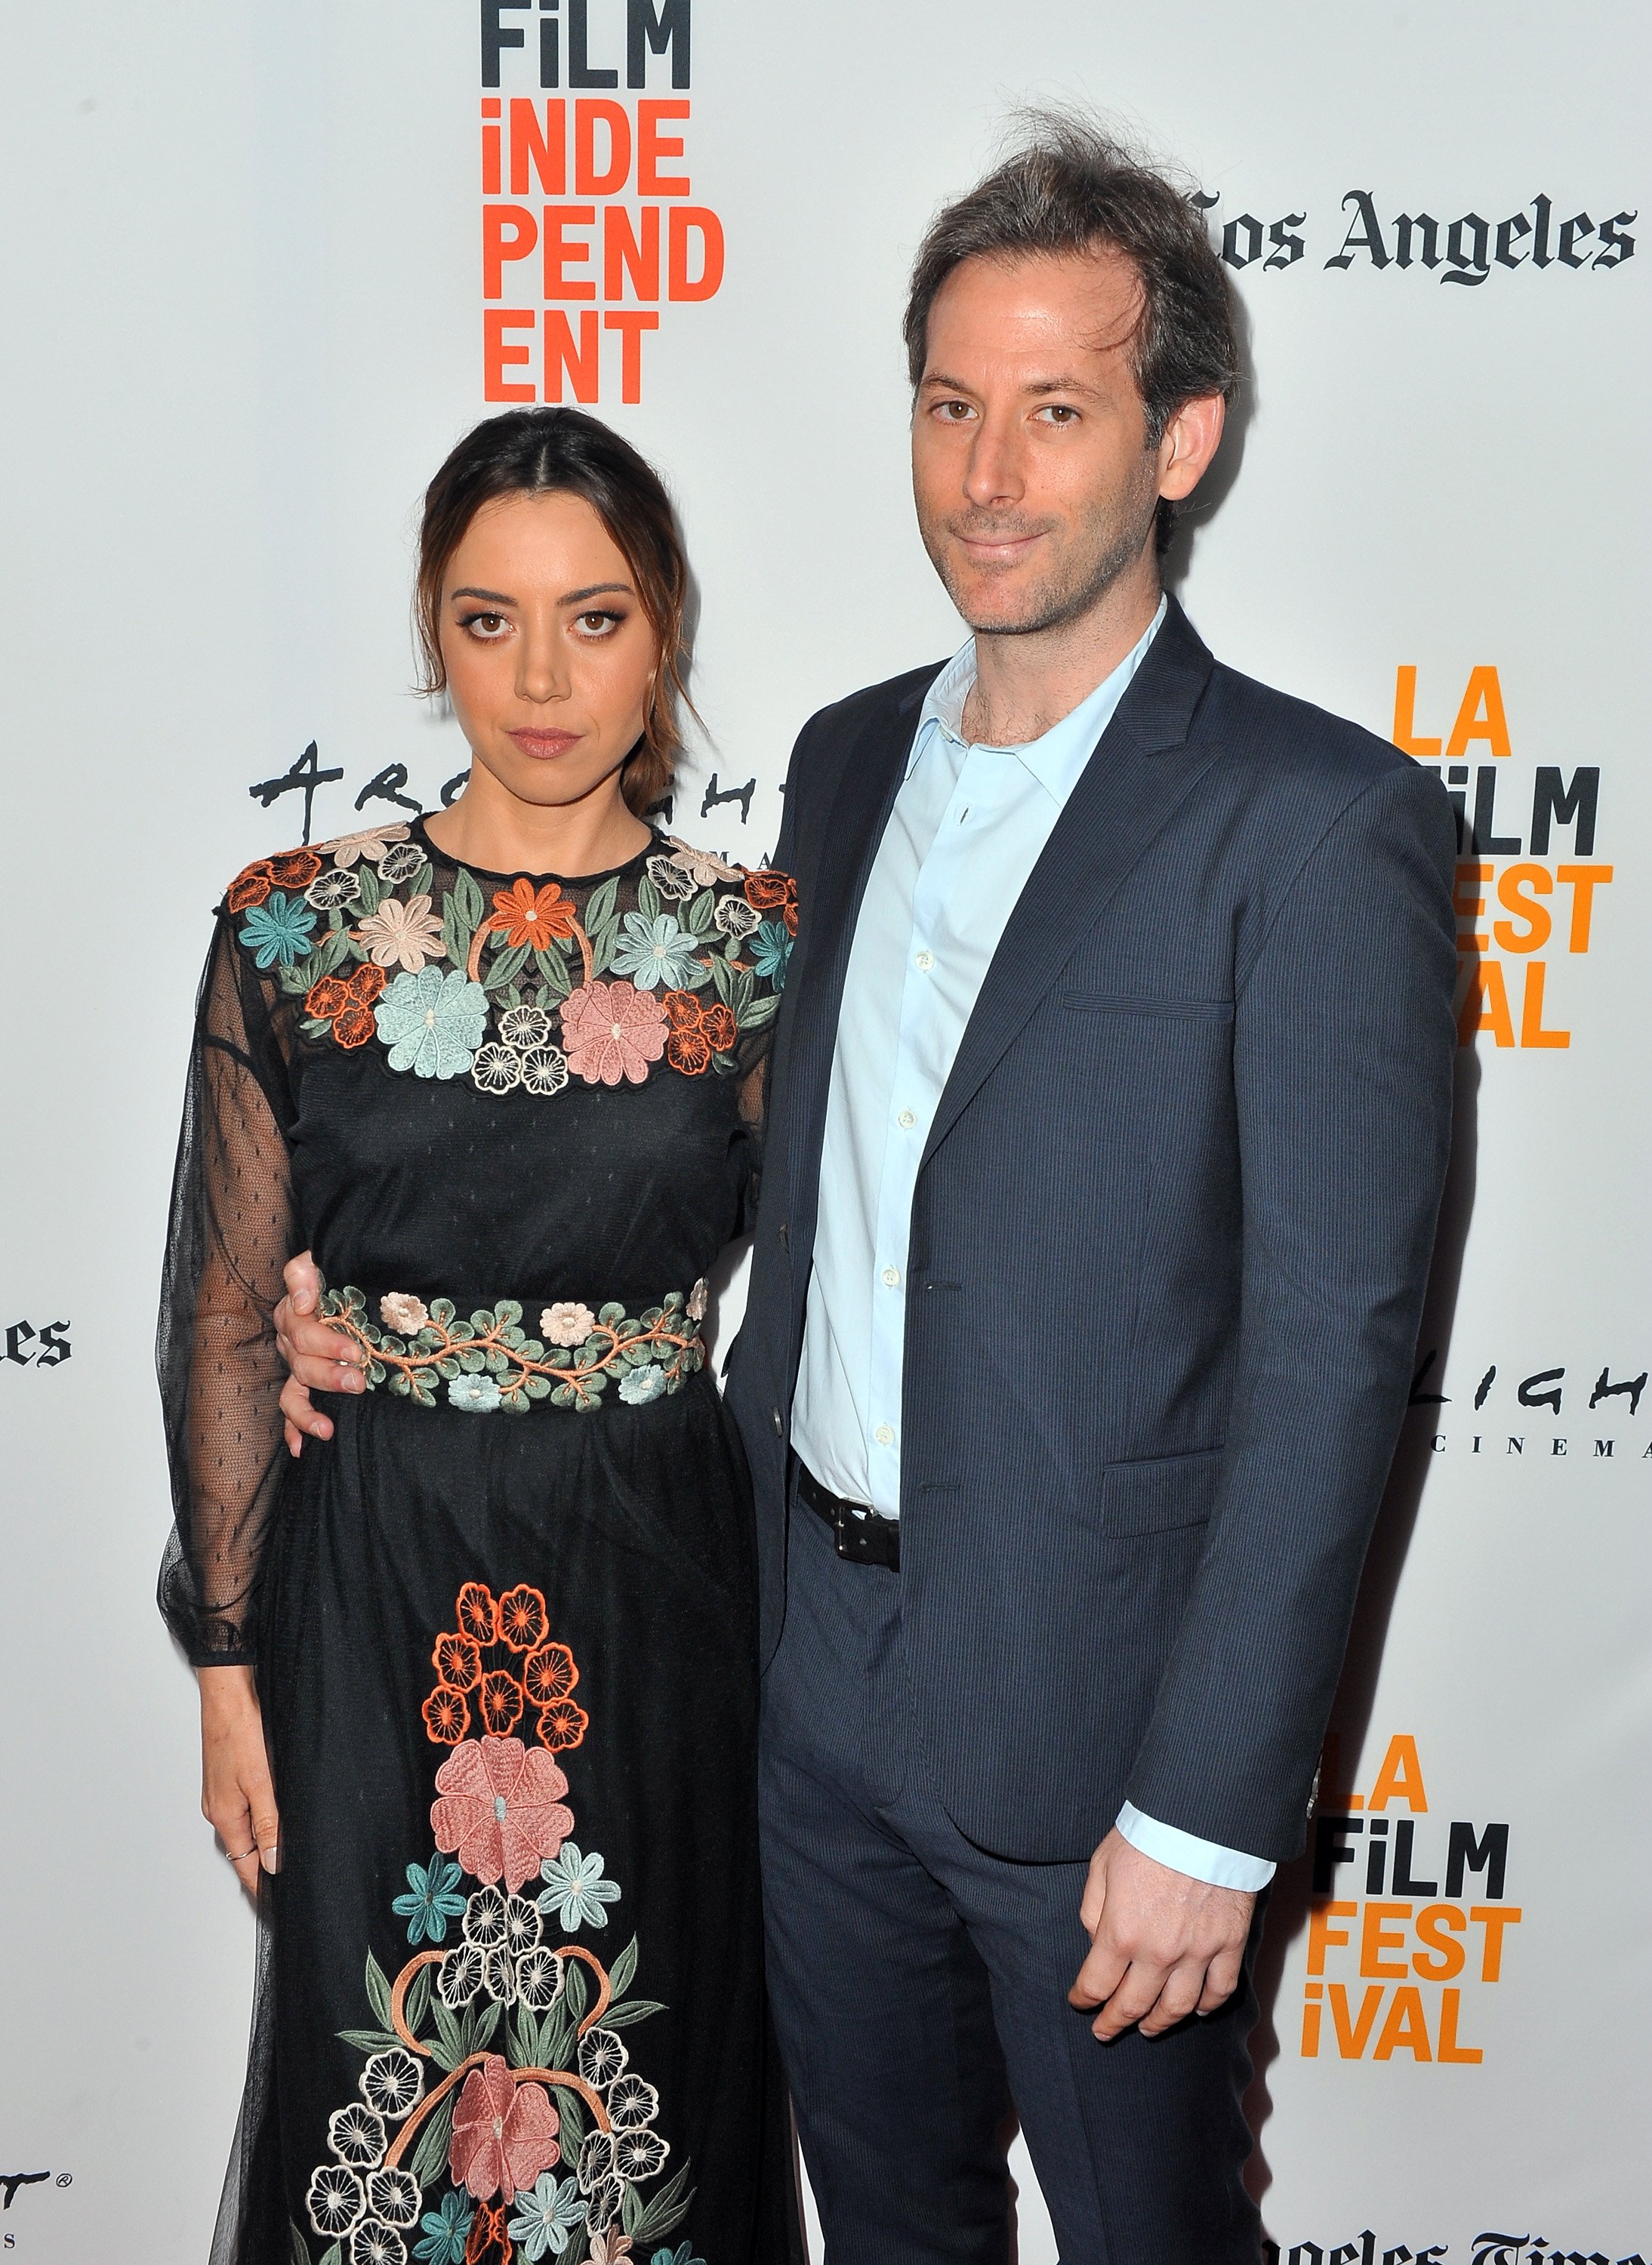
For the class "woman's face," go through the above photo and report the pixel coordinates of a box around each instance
[438,488,659,812]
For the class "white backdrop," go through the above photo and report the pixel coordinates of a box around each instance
[1,5,1647,2261]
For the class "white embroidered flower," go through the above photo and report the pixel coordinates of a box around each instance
[577,2131,617,2195]
[666,837,741,886]
[325,824,411,869]
[604,2072,658,2129]
[686,1277,708,1322]
[584,2175,625,2235]
[617,1363,667,1405]
[378,1293,428,1334]
[519,1045,570,1097]
[516,1945,565,2011]
[437,1941,485,2008]
[482,1943,517,2003]
[612,2128,669,2182]
[541,1302,596,1348]
[307,868,362,913]
[646,852,697,902]
[375,840,424,883]
[328,2102,387,2168]
[365,2166,422,2229]
[307,2162,365,2237]
[713,896,760,940]
[359,2048,424,2120]
[350,2223,407,2265]
[576,2027,628,2090]
[472,1041,523,1094]
[502,1894,542,1954]
[463,1884,510,1948]
[499,1003,553,1049]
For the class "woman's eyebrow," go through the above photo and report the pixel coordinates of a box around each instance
[449,586,516,604]
[562,581,634,605]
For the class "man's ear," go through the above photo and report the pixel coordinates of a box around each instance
[1157,393,1226,504]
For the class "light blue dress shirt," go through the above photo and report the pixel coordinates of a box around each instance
[790,598,1274,1894]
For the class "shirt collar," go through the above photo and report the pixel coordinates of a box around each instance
[911,594,1169,799]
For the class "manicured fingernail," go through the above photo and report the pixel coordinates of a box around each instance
[262,1845,279,1873]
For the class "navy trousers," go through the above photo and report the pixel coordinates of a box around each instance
[759,1491,1265,2264]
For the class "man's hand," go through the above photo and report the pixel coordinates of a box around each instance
[273,1249,363,1456]
[1068,1827,1256,2041]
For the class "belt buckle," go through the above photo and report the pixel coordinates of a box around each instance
[834,1499,898,1569]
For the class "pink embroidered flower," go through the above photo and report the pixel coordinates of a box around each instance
[430,1735,573,1893]
[379,1292,428,1333]
[686,1277,708,1322]
[541,1302,596,1348]
[448,2054,561,2202]
[324,823,411,868]
[354,892,447,972]
[664,837,741,886]
[560,981,667,1087]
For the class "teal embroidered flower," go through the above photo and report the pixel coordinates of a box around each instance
[749,919,792,985]
[239,890,317,969]
[537,1843,622,1929]
[653,2248,706,2265]
[506,2171,587,2260]
[448,1373,502,1413]
[375,966,489,1079]
[617,1363,668,1407]
[392,1854,467,1945]
[610,911,701,991]
[413,2191,474,2265]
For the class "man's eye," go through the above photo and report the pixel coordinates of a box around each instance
[935,400,975,421]
[1038,405,1079,424]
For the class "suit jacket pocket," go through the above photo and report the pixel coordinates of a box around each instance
[1060,991,1233,1018]
[1100,1444,1225,1534]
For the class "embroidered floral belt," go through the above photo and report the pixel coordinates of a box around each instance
[316,1279,708,1413]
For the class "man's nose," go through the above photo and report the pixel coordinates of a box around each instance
[962,412,1025,510]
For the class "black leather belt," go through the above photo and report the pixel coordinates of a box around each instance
[797,1462,901,1569]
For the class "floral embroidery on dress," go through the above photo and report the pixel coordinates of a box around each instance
[231,821,787,1101]
[316,1285,705,1414]
[294,1586,696,2265]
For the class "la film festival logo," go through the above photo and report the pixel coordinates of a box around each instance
[1194,190,1635,282]
[476,0,719,407]
[1388,665,1613,1052]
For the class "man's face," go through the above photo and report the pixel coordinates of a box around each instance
[911,248,1170,636]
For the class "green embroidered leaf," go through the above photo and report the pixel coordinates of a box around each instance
[707,953,735,1008]
[487,943,533,991]
[442,898,473,972]
[313,926,353,978]
[534,945,573,1000]
[630,2161,695,2242]
[335,2024,402,2052]
[687,887,717,936]
[584,874,620,933]
[405,1961,433,2037]
[431,1994,465,2072]
[636,873,661,923]
[316,2246,343,2265]
[430,1298,457,1326]
[289,2219,312,2265]
[411,859,434,898]
[589,916,620,978]
[599,1996,667,2029]
[506,2008,534,2069]
[554,2079,585,2150]
[525,1375,552,1399]
[454,867,485,929]
[365,1951,393,2028]
[473,1998,503,2052]
[300,1018,332,1040]
[562,1958,589,2024]
[408,2090,455,2190]
[356,862,383,916]
[732,968,756,1016]
[739,991,780,1031]
[540,2003,574,2072]
[596,1302,626,1328]
[621,2183,644,2237]
[607,1936,639,2002]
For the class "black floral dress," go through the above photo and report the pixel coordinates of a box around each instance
[158,815,800,2265]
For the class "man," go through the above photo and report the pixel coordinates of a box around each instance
[276,116,1457,2264]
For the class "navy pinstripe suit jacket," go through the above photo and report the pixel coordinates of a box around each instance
[723,599,1459,1866]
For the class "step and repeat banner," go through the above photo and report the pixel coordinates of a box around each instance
[0,3,1645,2260]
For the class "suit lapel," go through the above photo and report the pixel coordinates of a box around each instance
[918,601,1219,1172]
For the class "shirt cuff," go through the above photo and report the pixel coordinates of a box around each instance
[1115,1802,1276,1891]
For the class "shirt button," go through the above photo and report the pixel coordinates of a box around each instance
[914,950,935,972]
[897,1109,916,1129]
[772,1407,784,1437]
[881,1265,901,1288]
[874,1423,895,1447]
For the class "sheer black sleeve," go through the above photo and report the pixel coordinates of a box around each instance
[156,911,297,1667]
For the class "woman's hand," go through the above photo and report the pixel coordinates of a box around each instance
[198,1666,280,1892]
[274,1249,365,1456]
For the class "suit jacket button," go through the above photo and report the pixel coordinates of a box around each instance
[772,1406,784,1437]
[778,1222,789,1250]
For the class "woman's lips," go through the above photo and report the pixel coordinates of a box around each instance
[508,728,581,760]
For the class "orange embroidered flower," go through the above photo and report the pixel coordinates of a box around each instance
[522,1643,578,1709]
[333,1003,376,1049]
[744,867,798,933]
[479,1670,525,1736]
[227,860,275,913]
[433,1631,483,1691]
[496,1584,549,1653]
[457,1582,498,1644]
[422,1684,471,1745]
[536,1700,590,1752]
[492,878,581,950]
[306,960,387,1050]
[307,975,350,1019]
[661,991,739,1076]
[463,2198,514,2263]
[347,960,387,1003]
[267,848,322,890]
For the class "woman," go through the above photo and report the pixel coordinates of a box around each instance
[159,407,800,2265]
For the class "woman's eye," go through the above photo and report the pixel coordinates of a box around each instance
[574,611,621,636]
[462,612,509,639]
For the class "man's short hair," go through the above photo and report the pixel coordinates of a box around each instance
[903,110,1239,552]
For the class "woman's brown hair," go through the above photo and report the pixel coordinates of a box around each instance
[415,406,692,816]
